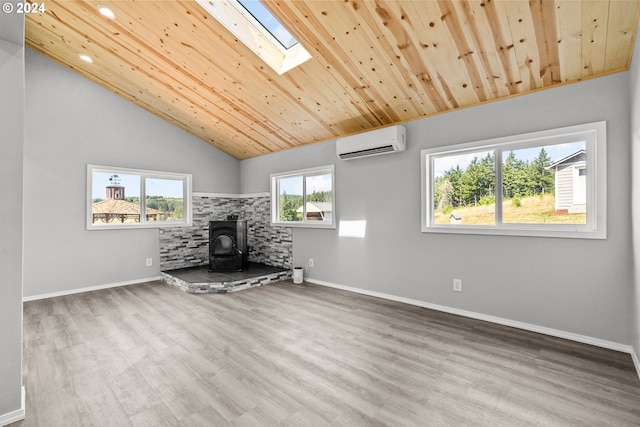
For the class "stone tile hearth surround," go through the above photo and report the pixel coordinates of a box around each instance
[159,193,293,271]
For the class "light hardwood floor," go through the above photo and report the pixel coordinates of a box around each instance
[14,280,640,426]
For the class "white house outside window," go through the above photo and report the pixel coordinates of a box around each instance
[421,121,606,239]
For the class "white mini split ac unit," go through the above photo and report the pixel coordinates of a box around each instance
[336,125,406,160]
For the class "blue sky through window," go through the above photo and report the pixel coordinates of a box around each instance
[279,174,331,196]
[433,141,586,178]
[92,172,184,199]
[237,0,298,49]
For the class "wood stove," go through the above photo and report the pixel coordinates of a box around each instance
[209,220,248,271]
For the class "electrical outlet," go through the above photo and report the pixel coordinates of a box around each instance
[308,258,314,267]
[146,258,153,267]
[453,278,462,292]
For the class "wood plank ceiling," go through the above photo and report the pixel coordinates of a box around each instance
[26,1,640,160]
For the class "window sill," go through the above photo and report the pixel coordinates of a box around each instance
[421,224,605,239]
[87,221,193,231]
[271,222,335,229]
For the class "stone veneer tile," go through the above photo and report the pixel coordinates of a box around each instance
[159,195,292,271]
[160,270,293,294]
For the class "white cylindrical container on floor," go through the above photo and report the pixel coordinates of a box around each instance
[293,267,303,284]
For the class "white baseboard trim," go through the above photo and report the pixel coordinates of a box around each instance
[0,386,25,426]
[307,278,635,356]
[631,347,640,381]
[23,277,162,302]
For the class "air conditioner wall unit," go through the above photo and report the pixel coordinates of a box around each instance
[336,125,406,160]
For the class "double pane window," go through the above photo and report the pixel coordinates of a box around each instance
[88,165,192,230]
[271,165,335,228]
[422,122,606,239]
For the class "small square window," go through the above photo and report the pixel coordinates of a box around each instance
[271,165,335,228]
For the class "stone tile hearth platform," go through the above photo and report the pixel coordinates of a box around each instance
[161,262,292,294]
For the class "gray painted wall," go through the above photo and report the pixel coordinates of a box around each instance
[23,49,241,298]
[242,72,633,346]
[630,36,640,364]
[0,13,24,419]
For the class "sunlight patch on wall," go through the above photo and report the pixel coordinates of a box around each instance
[339,220,366,238]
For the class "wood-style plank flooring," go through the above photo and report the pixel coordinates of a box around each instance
[14,281,640,426]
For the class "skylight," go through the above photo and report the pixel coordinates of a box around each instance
[237,0,298,50]
[196,0,311,74]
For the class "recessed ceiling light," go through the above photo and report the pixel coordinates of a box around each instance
[79,54,94,63]
[97,5,116,19]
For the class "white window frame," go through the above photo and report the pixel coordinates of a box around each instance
[87,164,192,230]
[421,121,607,239]
[270,164,335,229]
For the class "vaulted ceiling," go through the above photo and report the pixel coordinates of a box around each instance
[26,1,640,159]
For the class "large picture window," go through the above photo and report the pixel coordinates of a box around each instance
[87,165,192,230]
[271,165,335,228]
[421,122,606,239]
